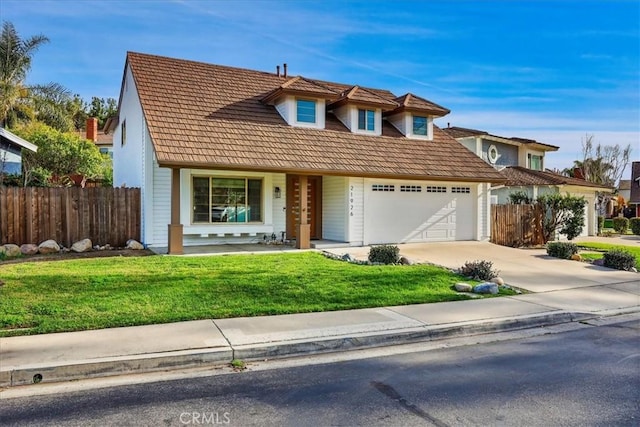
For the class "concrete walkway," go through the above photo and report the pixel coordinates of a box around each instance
[1,242,638,388]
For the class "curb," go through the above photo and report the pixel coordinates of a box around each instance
[1,309,636,388]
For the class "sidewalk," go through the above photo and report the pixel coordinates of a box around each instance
[2,279,638,388]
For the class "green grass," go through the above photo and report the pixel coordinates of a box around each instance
[0,252,493,337]
[577,242,640,269]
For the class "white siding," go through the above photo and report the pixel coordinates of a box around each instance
[322,176,348,241]
[113,64,145,189]
[272,173,287,240]
[478,183,490,240]
[347,177,364,245]
[151,160,171,247]
[386,113,406,135]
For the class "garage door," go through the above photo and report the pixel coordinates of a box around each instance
[364,183,475,244]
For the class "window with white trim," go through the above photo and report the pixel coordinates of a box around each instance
[296,99,316,124]
[372,184,395,192]
[358,108,375,131]
[412,116,427,136]
[528,153,543,171]
[192,177,262,223]
[425,186,447,193]
[400,185,421,192]
[451,186,471,193]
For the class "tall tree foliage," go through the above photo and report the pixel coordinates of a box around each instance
[566,134,632,187]
[0,21,48,127]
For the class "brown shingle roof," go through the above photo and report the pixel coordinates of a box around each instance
[500,166,612,190]
[391,93,450,116]
[126,52,505,182]
[443,126,559,151]
[262,76,338,104]
[328,85,399,110]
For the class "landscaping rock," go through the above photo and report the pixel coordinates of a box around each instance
[126,239,144,250]
[341,253,353,262]
[399,256,413,265]
[71,238,93,253]
[490,276,504,285]
[39,240,60,254]
[473,282,499,295]
[570,254,582,261]
[20,244,39,255]
[2,244,21,257]
[454,282,473,292]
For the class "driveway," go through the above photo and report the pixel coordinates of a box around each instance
[325,241,639,293]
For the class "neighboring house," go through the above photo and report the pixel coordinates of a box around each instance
[629,161,640,218]
[0,127,37,176]
[85,117,113,158]
[111,52,505,253]
[444,126,611,237]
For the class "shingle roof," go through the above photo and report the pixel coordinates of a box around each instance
[391,93,450,116]
[500,166,612,190]
[125,52,505,182]
[328,85,399,110]
[618,179,631,191]
[443,126,559,151]
[262,76,338,104]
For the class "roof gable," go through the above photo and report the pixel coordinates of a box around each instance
[389,93,450,116]
[125,51,505,183]
[327,85,399,110]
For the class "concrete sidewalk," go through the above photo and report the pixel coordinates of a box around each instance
[1,241,638,388]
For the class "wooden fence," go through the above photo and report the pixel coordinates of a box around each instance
[0,186,140,247]
[491,204,544,247]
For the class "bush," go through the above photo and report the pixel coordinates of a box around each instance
[603,218,614,229]
[612,217,629,234]
[597,216,605,234]
[630,218,640,236]
[368,245,400,265]
[458,260,499,281]
[546,241,578,259]
[603,249,636,271]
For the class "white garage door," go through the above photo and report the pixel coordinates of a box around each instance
[364,183,476,245]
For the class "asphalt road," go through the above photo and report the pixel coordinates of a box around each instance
[2,317,639,426]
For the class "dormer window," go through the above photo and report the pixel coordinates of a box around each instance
[358,109,375,131]
[296,99,316,124]
[528,154,543,171]
[412,116,427,136]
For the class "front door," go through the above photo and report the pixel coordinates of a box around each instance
[286,175,322,240]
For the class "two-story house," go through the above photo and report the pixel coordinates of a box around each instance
[110,52,506,253]
[444,126,612,237]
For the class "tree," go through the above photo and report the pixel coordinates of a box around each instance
[87,97,118,129]
[537,193,586,242]
[12,122,105,186]
[570,134,632,187]
[0,21,48,127]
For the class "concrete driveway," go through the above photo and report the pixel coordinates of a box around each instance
[326,241,639,293]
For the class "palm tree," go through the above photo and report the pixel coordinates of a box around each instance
[0,21,48,127]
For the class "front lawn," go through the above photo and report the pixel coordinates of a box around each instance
[577,242,640,269]
[0,252,487,337]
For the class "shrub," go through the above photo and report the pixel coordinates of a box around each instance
[509,191,533,205]
[546,241,578,259]
[603,249,636,271]
[368,245,400,265]
[630,218,640,236]
[458,260,499,281]
[603,218,614,229]
[597,216,605,234]
[612,217,629,234]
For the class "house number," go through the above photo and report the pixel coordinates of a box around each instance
[350,185,354,216]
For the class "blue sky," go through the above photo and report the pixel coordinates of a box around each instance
[3,0,639,173]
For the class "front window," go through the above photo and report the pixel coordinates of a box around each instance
[296,99,316,123]
[413,115,427,136]
[358,109,375,131]
[192,177,262,224]
[528,154,543,171]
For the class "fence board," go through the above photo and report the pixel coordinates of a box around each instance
[491,204,544,248]
[0,186,140,247]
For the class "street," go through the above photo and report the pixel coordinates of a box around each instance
[2,317,639,426]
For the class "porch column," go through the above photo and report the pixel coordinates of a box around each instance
[296,175,311,249]
[167,167,184,254]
